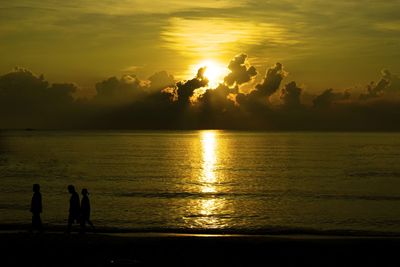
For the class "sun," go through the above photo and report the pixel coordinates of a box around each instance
[191,60,229,88]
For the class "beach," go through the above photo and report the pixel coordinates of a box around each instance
[2,131,400,266]
[1,229,399,266]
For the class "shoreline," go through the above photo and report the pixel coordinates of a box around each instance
[2,229,400,240]
[1,223,400,238]
[1,230,400,266]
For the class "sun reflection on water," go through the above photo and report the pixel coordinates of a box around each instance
[201,131,217,193]
[183,130,229,228]
[189,130,226,228]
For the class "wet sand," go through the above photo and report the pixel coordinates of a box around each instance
[1,230,399,266]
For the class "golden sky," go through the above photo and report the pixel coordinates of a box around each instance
[1,0,399,92]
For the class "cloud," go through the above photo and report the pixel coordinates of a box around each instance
[193,83,239,128]
[2,55,400,131]
[360,79,389,100]
[374,21,400,32]
[359,69,400,100]
[234,62,287,110]
[255,63,287,99]
[0,68,76,105]
[2,1,246,16]
[147,71,175,92]
[382,69,400,92]
[2,0,399,93]
[161,17,290,58]
[93,75,147,106]
[121,65,143,73]
[95,71,175,104]
[224,54,257,87]
[198,84,236,112]
[0,68,78,128]
[176,67,208,105]
[313,88,350,108]
[280,81,302,108]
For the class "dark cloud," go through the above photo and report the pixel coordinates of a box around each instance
[197,84,236,113]
[1,56,400,131]
[92,70,175,106]
[359,79,389,100]
[0,68,49,98]
[0,69,78,109]
[255,62,286,99]
[313,88,350,109]
[359,69,400,100]
[224,54,257,87]
[0,68,79,128]
[176,67,208,105]
[191,84,239,129]
[280,81,302,108]
[93,75,146,106]
[235,62,287,110]
[382,69,400,93]
[147,71,175,92]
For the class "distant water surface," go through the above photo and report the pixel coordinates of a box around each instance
[1,130,400,234]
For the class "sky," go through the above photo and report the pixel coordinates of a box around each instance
[1,0,399,91]
[1,0,400,130]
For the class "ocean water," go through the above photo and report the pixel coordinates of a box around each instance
[1,130,400,234]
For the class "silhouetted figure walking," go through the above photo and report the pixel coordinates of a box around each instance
[80,188,95,233]
[66,185,80,233]
[30,184,43,232]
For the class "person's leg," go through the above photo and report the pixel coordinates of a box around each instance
[36,214,43,232]
[32,213,39,231]
[66,214,73,233]
[31,214,35,233]
[80,216,86,233]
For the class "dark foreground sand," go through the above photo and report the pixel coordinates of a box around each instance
[1,231,399,267]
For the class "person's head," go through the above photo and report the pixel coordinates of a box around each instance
[33,184,40,193]
[81,188,89,196]
[67,185,75,193]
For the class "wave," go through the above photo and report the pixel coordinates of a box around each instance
[118,191,400,201]
[0,203,29,210]
[118,191,270,199]
[311,194,400,201]
[1,223,399,237]
[347,171,400,178]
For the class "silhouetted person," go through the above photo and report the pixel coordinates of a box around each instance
[66,185,80,233]
[80,188,95,233]
[30,184,43,232]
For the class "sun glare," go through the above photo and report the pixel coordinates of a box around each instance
[191,60,229,88]
[201,130,217,191]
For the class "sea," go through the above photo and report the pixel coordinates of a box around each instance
[1,130,400,235]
